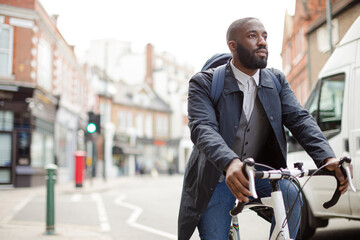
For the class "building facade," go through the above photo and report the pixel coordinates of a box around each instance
[84,41,194,175]
[146,44,194,173]
[0,0,92,187]
[112,82,171,175]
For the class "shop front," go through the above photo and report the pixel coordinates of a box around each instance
[0,85,58,187]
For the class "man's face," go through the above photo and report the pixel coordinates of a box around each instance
[234,19,268,69]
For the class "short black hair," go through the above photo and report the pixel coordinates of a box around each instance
[226,17,259,42]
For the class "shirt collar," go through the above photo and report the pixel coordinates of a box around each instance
[230,60,260,86]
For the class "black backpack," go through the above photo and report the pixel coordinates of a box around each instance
[201,53,281,105]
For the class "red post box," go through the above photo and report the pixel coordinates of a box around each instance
[74,151,86,187]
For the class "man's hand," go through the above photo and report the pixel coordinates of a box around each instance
[225,159,252,203]
[324,157,353,194]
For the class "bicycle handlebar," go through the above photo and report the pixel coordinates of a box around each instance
[230,157,356,216]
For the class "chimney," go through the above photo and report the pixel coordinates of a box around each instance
[145,43,153,88]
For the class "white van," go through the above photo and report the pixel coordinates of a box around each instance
[287,16,360,238]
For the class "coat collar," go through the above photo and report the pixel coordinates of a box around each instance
[259,68,276,90]
[222,64,276,95]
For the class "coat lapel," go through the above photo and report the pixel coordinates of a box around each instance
[257,69,286,159]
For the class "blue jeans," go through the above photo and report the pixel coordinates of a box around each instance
[197,178,302,239]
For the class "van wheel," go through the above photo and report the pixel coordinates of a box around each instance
[296,197,316,240]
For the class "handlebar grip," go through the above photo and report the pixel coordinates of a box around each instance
[322,157,352,209]
[323,178,342,209]
[230,201,246,216]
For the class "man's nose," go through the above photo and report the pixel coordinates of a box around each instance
[258,36,267,47]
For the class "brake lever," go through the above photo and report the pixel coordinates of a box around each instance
[341,157,356,192]
[243,158,257,199]
[229,158,257,216]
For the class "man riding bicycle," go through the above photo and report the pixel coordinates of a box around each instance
[178,17,350,239]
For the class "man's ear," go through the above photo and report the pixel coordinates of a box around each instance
[228,40,236,52]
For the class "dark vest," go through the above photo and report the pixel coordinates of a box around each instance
[219,94,272,182]
[232,95,272,162]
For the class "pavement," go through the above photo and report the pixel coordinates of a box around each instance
[0,177,127,240]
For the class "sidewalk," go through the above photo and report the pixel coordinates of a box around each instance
[0,177,125,240]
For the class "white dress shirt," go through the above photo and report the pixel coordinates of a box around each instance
[230,60,260,121]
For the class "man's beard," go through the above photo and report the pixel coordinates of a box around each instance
[236,42,268,69]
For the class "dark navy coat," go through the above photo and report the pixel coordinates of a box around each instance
[178,63,335,239]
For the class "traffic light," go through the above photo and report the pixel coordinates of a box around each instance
[87,111,101,134]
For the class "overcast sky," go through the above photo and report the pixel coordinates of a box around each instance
[39,0,295,70]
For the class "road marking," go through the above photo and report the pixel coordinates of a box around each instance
[114,195,177,240]
[2,193,35,224]
[70,193,82,202]
[91,193,111,232]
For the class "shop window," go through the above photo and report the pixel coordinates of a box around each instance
[0,134,11,167]
[31,119,54,167]
[0,110,13,131]
[0,133,12,184]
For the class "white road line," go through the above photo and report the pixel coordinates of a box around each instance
[2,193,35,224]
[70,193,82,202]
[114,195,177,240]
[91,193,111,232]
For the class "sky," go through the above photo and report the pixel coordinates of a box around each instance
[39,0,295,70]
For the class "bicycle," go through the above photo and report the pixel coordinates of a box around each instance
[228,157,356,240]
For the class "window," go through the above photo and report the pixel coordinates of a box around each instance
[287,74,345,152]
[118,111,127,133]
[145,114,153,138]
[37,38,52,90]
[283,43,292,75]
[0,24,13,76]
[156,114,168,137]
[31,131,43,167]
[318,74,344,138]
[0,132,12,183]
[0,133,11,167]
[31,131,54,167]
[316,19,339,53]
[0,110,14,131]
[135,113,143,137]
[117,110,133,133]
[294,27,305,64]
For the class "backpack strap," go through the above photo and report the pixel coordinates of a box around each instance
[210,64,226,105]
[210,67,282,105]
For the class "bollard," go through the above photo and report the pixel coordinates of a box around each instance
[44,164,57,235]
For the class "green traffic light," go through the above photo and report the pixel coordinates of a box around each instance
[87,123,97,133]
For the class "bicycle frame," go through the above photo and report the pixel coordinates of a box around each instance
[230,179,292,240]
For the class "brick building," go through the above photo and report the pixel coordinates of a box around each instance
[281,0,360,105]
[0,0,93,186]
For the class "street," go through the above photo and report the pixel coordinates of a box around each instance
[1,175,360,240]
